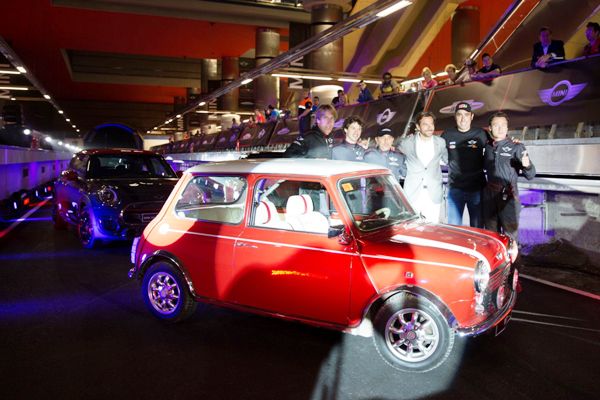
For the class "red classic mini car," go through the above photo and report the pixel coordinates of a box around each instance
[129,158,518,372]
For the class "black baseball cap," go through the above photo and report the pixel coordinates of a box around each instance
[454,101,472,113]
[376,127,393,136]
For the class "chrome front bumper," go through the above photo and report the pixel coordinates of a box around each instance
[455,287,517,337]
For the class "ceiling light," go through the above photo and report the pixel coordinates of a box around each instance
[23,129,31,135]
[0,85,28,91]
[58,141,63,145]
[272,73,302,79]
[10,97,16,101]
[198,102,206,106]
[363,80,382,84]
[303,75,332,81]
[43,94,51,99]
[376,1,412,18]
[338,78,361,83]
[58,110,64,114]
[76,129,80,132]
[72,125,76,129]
[0,69,21,75]
[16,66,27,73]
[44,137,53,143]
[241,78,253,85]
[65,118,70,122]
[176,114,182,119]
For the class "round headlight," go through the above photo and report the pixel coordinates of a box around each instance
[98,186,118,206]
[474,259,491,293]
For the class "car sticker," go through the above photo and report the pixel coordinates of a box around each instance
[342,183,354,192]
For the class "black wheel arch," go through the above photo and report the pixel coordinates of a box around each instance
[136,250,198,297]
[364,286,458,330]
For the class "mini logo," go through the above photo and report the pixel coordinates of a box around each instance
[218,137,226,143]
[242,133,252,140]
[334,118,345,129]
[467,139,478,148]
[538,80,587,106]
[258,129,266,139]
[439,100,484,114]
[377,108,396,125]
[277,128,290,135]
[502,146,512,152]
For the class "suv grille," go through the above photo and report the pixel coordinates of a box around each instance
[121,201,164,225]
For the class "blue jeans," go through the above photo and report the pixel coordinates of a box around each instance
[447,187,483,228]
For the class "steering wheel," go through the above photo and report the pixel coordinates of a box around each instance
[374,207,391,219]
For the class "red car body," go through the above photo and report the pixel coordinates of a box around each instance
[129,158,518,372]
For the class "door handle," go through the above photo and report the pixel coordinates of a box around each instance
[236,241,258,249]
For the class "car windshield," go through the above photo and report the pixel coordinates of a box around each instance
[86,154,177,179]
[338,174,417,231]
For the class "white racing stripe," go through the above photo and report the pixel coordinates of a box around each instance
[0,199,49,239]
[361,253,473,272]
[391,233,488,269]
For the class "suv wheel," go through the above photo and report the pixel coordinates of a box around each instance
[78,205,98,248]
[373,293,454,372]
[142,261,197,323]
[52,202,67,230]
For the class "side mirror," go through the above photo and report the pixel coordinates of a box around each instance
[61,170,78,182]
[328,225,353,245]
[328,225,345,238]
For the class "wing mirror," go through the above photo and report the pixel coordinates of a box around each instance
[61,170,78,182]
[328,225,353,245]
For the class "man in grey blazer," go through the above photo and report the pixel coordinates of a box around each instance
[398,112,448,223]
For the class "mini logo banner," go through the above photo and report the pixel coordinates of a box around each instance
[538,80,587,106]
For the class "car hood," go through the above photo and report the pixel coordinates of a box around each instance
[360,220,509,271]
[89,178,179,203]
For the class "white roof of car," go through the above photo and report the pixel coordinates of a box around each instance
[185,158,388,177]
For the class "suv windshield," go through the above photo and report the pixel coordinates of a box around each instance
[86,154,177,179]
[339,174,417,231]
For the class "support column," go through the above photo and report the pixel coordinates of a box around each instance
[452,6,480,66]
[303,0,351,73]
[255,28,280,110]
[220,56,239,112]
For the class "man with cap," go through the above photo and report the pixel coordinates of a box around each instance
[441,101,488,227]
[332,116,367,162]
[285,104,336,159]
[364,127,406,183]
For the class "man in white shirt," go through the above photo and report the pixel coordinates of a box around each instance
[398,112,448,223]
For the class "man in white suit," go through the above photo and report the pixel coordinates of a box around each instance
[398,112,448,223]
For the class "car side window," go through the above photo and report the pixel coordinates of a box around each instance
[174,175,246,224]
[251,178,334,234]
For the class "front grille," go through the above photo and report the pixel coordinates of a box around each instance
[483,262,514,314]
[121,201,164,225]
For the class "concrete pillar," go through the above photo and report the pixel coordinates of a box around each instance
[220,56,239,111]
[185,87,203,133]
[303,0,351,73]
[255,28,280,110]
[452,6,480,66]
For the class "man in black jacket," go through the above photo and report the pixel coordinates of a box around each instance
[483,112,535,242]
[285,104,336,159]
[441,101,488,227]
[531,27,565,68]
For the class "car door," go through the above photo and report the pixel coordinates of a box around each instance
[231,177,356,325]
[170,174,247,300]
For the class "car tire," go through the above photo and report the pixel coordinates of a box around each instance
[52,202,67,230]
[78,204,98,249]
[372,292,454,373]
[141,261,197,323]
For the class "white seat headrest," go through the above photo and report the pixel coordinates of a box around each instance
[286,195,311,218]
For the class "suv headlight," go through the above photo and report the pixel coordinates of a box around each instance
[98,186,119,206]
[474,259,491,293]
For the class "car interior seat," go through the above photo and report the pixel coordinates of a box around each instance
[255,200,289,229]
[285,194,329,233]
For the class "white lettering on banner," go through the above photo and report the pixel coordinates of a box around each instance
[288,58,304,89]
